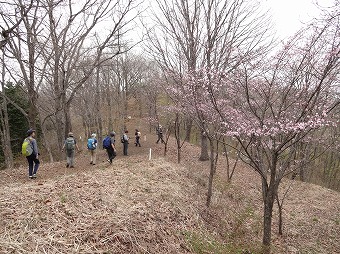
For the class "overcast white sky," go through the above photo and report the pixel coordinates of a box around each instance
[264,0,335,39]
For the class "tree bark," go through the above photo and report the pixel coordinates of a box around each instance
[206,138,216,207]
[64,103,72,138]
[27,42,38,130]
[175,113,182,163]
[40,120,54,163]
[262,158,279,253]
[262,181,275,252]
[262,190,274,246]
[95,65,103,142]
[0,49,14,168]
[277,195,283,235]
[185,118,192,142]
[107,87,113,133]
[199,131,209,161]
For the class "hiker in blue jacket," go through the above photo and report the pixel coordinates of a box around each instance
[87,133,98,165]
[103,132,116,164]
[25,129,40,179]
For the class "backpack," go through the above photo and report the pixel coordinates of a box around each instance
[65,137,75,151]
[137,131,141,137]
[87,138,96,150]
[22,138,33,157]
[103,136,111,149]
[157,128,163,134]
[121,135,125,143]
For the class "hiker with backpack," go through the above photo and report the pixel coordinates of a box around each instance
[87,133,98,165]
[22,129,40,179]
[135,129,141,147]
[61,132,80,168]
[156,124,165,144]
[121,130,129,156]
[103,132,116,164]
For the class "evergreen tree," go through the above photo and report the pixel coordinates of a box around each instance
[0,82,29,165]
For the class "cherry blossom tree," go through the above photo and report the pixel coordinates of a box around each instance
[169,7,339,250]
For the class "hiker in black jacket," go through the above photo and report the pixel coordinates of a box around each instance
[156,125,165,144]
[135,129,141,147]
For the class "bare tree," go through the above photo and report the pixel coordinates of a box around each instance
[147,0,271,162]
[36,0,140,149]
[1,1,58,162]
[0,0,33,49]
[2,0,45,130]
[146,0,203,155]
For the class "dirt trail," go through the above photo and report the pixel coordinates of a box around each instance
[0,131,160,186]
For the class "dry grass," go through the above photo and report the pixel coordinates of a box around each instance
[0,156,202,253]
[152,139,340,254]
[1,133,339,254]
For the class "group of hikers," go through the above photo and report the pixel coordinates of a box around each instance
[22,128,143,179]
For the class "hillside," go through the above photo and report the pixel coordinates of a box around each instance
[0,134,339,253]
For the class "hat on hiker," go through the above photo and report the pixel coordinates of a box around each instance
[110,131,116,137]
[27,129,35,136]
[68,132,74,137]
[91,133,96,138]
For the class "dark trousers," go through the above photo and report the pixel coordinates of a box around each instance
[106,147,116,163]
[123,142,128,155]
[156,134,164,143]
[135,137,141,147]
[26,153,40,176]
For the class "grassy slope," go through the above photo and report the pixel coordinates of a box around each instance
[0,130,339,253]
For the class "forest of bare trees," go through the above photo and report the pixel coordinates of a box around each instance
[1,0,339,252]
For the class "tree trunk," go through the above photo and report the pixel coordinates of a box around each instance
[26,23,38,130]
[177,144,181,163]
[107,90,113,133]
[95,65,103,142]
[98,113,103,142]
[174,113,182,163]
[55,109,64,150]
[185,118,192,142]
[123,89,128,131]
[278,201,283,235]
[223,141,231,181]
[82,117,87,140]
[206,138,216,207]
[64,104,72,138]
[262,183,275,252]
[40,120,54,163]
[0,49,14,168]
[27,97,38,129]
[52,60,64,150]
[0,98,14,169]
[262,172,278,253]
[199,131,209,161]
